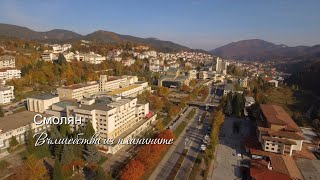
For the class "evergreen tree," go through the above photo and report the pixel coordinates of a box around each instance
[224,92,233,115]
[84,122,96,139]
[96,167,113,180]
[25,126,36,152]
[233,93,244,117]
[49,125,63,157]
[57,54,67,65]
[53,158,64,180]
[9,136,19,147]
[60,144,75,165]
[83,144,101,164]
[59,124,71,137]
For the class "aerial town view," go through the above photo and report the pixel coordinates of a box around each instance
[0,1,319,180]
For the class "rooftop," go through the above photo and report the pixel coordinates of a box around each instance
[107,84,141,95]
[260,104,301,132]
[29,93,58,100]
[0,111,51,133]
[59,82,98,90]
[53,100,78,108]
[0,55,14,61]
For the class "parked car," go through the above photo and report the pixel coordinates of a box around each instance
[200,144,207,151]
[233,153,242,157]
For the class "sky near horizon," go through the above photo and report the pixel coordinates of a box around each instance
[0,0,319,50]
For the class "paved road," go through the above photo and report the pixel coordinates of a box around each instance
[149,108,201,180]
[175,110,209,180]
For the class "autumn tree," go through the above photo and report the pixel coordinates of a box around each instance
[120,159,144,180]
[169,105,181,117]
[181,84,190,92]
[157,87,171,97]
[15,155,49,179]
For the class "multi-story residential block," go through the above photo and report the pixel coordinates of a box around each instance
[188,70,197,80]
[257,104,304,156]
[149,58,161,72]
[0,68,21,80]
[99,75,138,92]
[63,52,75,62]
[75,52,106,64]
[199,71,208,79]
[57,82,99,101]
[0,111,51,150]
[67,97,156,154]
[107,82,148,97]
[27,93,60,113]
[0,55,16,69]
[41,50,58,62]
[239,77,248,87]
[0,85,14,104]
[215,57,229,74]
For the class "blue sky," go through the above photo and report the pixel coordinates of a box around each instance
[0,0,319,50]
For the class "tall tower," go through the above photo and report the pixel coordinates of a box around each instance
[99,75,108,92]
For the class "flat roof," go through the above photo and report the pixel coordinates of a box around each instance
[29,93,57,100]
[107,84,141,95]
[53,100,78,108]
[59,82,98,90]
[0,55,14,61]
[0,111,51,133]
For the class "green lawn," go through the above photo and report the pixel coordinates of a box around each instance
[174,121,187,137]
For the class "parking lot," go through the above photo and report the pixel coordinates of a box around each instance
[211,117,253,180]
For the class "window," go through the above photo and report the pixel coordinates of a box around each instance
[266,147,269,149]
[271,148,274,150]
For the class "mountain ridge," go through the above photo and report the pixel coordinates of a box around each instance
[0,23,189,52]
[211,39,320,60]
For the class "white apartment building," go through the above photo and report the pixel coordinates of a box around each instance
[215,57,229,74]
[99,75,138,92]
[0,68,21,80]
[0,85,14,104]
[0,111,51,150]
[41,51,58,62]
[107,82,149,97]
[188,70,197,80]
[0,55,16,69]
[122,59,135,66]
[239,77,248,87]
[63,52,75,62]
[27,93,60,113]
[67,97,156,154]
[149,58,161,72]
[52,44,72,53]
[75,52,106,64]
[57,82,99,101]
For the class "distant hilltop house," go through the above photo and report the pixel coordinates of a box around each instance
[0,55,16,69]
[0,85,14,104]
[74,52,106,64]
